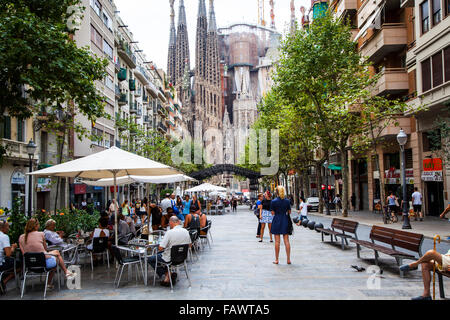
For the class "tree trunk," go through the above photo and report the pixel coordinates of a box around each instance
[341,146,349,217]
[54,132,66,213]
[303,169,310,199]
[374,152,386,206]
[316,162,324,213]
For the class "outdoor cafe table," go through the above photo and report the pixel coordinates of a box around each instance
[116,240,161,286]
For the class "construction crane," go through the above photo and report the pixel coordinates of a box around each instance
[257,0,266,26]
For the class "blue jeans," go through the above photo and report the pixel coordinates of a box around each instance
[147,253,169,278]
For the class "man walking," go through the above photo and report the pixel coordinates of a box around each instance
[411,187,424,221]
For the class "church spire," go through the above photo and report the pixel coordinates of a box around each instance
[208,0,217,32]
[167,0,177,85]
[176,0,190,86]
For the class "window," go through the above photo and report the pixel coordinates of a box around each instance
[0,116,11,139]
[422,58,432,92]
[105,75,114,90]
[421,1,430,33]
[91,127,103,146]
[432,0,441,25]
[91,0,101,17]
[40,131,47,163]
[103,40,113,60]
[105,134,114,148]
[90,25,102,49]
[446,0,450,17]
[102,11,112,31]
[445,46,450,82]
[432,51,443,87]
[17,119,25,142]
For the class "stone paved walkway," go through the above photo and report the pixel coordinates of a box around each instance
[2,206,449,300]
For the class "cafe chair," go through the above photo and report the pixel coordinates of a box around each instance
[21,252,59,299]
[111,245,144,288]
[199,224,211,250]
[157,244,191,292]
[87,237,110,271]
[188,230,199,262]
[0,258,20,294]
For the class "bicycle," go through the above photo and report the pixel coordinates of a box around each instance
[383,205,398,224]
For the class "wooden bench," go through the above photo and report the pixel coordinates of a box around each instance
[350,226,424,277]
[436,269,450,299]
[315,218,359,250]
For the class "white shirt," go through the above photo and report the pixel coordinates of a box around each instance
[300,202,308,216]
[87,228,110,250]
[412,192,422,205]
[159,225,191,262]
[0,231,11,265]
[44,229,67,247]
[160,198,173,213]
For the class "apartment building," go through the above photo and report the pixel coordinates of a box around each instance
[403,0,450,216]
[331,0,449,216]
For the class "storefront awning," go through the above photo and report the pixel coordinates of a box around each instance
[328,164,342,171]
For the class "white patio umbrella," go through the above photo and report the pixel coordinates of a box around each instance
[82,174,196,186]
[185,183,227,193]
[28,146,181,245]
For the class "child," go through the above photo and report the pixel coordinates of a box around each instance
[296,197,308,225]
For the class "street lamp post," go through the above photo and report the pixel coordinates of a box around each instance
[26,139,37,217]
[397,129,412,230]
[324,160,331,215]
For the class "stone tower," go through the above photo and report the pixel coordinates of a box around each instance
[167,0,177,86]
[205,0,222,131]
[194,0,208,130]
[175,0,190,101]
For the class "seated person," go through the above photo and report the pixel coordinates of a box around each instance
[161,208,175,230]
[440,204,450,220]
[19,219,75,290]
[117,214,131,244]
[149,203,162,231]
[43,219,68,248]
[87,217,111,250]
[0,220,19,294]
[126,215,137,235]
[147,216,191,286]
[400,249,450,300]
[184,207,201,233]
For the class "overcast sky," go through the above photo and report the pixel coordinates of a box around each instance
[114,0,310,71]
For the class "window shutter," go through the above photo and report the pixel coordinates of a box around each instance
[432,51,443,87]
[4,116,11,140]
[444,46,450,82]
[421,58,431,92]
[408,69,417,94]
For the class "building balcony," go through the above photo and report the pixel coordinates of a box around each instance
[134,66,150,85]
[359,23,407,63]
[157,122,167,133]
[157,105,167,117]
[0,138,39,162]
[114,58,121,73]
[134,87,142,97]
[129,102,138,114]
[118,94,128,106]
[118,41,136,69]
[371,68,409,96]
[334,0,357,19]
[118,68,127,82]
[357,0,384,29]
[129,79,136,91]
[377,116,412,139]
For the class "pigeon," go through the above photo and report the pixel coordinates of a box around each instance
[351,265,366,272]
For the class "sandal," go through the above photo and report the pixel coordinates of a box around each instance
[273,261,279,265]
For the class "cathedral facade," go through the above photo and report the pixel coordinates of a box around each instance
[167,0,223,163]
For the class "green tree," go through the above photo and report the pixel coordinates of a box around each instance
[272,11,409,216]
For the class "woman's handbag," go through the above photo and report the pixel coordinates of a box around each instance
[287,213,294,235]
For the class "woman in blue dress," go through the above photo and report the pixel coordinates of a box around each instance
[270,186,292,265]
[182,195,192,220]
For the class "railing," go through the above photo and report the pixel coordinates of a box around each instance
[0,138,38,160]
[115,85,121,97]
[129,102,137,113]
[158,122,167,133]
[157,105,167,117]
[118,94,128,105]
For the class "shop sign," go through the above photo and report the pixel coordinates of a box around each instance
[423,158,443,171]
[422,158,443,182]
[384,168,414,184]
[11,171,26,185]
[36,178,52,192]
[74,184,87,195]
[110,186,119,193]
[421,171,443,182]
